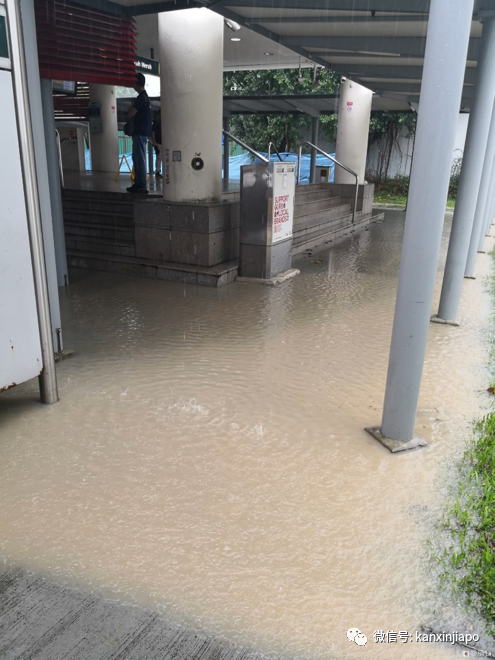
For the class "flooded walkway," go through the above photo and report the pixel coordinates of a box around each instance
[0,210,493,659]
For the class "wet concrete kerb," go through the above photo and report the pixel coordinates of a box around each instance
[430,314,461,327]
[235,268,300,286]
[365,426,428,453]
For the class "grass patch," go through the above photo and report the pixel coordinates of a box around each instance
[369,174,456,207]
[434,255,495,634]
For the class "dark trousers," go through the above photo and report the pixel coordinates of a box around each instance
[132,135,148,188]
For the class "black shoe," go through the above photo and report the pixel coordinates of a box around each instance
[134,187,149,194]
[126,184,138,193]
[155,171,163,178]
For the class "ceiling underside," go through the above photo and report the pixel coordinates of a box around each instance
[74,0,495,112]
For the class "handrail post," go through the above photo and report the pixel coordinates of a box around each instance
[297,145,302,185]
[222,130,268,163]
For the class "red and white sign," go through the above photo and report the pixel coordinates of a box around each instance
[273,194,291,241]
[347,101,354,112]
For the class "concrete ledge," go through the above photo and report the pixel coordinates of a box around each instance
[236,268,300,286]
[430,314,460,327]
[68,252,238,287]
[365,426,428,453]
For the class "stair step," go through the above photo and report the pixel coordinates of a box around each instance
[293,203,352,230]
[65,222,134,243]
[63,210,134,226]
[295,188,341,204]
[294,197,345,217]
[65,236,136,257]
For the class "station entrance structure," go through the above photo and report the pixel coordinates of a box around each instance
[3,0,495,450]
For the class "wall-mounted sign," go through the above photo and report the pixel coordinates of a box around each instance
[135,56,160,77]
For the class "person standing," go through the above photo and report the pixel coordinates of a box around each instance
[152,111,162,178]
[127,73,152,194]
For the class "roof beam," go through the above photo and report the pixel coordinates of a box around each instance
[281,36,481,60]
[223,0,430,13]
[246,15,429,24]
[342,64,477,85]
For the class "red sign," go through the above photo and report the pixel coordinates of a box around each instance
[347,101,354,112]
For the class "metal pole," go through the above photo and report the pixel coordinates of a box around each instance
[40,79,69,287]
[437,17,495,322]
[479,156,495,249]
[465,99,495,275]
[377,0,474,444]
[147,140,154,177]
[297,145,302,185]
[6,0,58,403]
[223,115,230,191]
[310,115,319,184]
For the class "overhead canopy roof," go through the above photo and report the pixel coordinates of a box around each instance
[75,0,495,112]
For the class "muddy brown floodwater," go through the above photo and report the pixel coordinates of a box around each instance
[0,210,493,659]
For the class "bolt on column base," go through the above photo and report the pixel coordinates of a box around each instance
[365,427,428,453]
[430,314,460,327]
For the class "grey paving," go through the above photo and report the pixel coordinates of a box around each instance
[0,565,273,660]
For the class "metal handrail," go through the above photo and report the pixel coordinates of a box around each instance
[267,142,283,162]
[222,130,269,163]
[55,129,64,188]
[297,141,359,225]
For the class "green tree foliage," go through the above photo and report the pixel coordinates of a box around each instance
[223,68,339,152]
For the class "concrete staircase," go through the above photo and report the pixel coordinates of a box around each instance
[292,182,375,254]
[63,190,137,259]
[62,183,380,286]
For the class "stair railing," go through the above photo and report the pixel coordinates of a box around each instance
[222,130,269,163]
[267,142,283,162]
[297,141,359,225]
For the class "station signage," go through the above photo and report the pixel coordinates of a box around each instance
[135,56,160,77]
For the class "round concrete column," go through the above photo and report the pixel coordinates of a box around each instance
[88,84,119,173]
[158,8,223,202]
[335,79,372,184]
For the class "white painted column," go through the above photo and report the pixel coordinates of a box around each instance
[437,17,495,322]
[479,157,495,250]
[335,79,372,184]
[373,0,474,446]
[158,8,223,202]
[88,84,119,173]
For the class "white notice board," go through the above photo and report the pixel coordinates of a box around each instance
[271,162,295,244]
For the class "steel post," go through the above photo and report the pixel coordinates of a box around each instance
[465,99,495,274]
[6,0,58,403]
[40,78,69,288]
[309,115,319,184]
[478,156,495,250]
[223,116,230,190]
[437,17,495,322]
[378,0,474,443]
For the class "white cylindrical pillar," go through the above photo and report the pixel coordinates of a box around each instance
[335,79,372,184]
[465,99,495,274]
[88,84,119,173]
[437,17,495,322]
[378,0,474,443]
[158,8,223,202]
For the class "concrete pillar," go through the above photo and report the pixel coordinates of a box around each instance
[309,115,319,184]
[19,0,64,351]
[437,17,495,322]
[465,100,495,275]
[335,79,372,184]
[88,84,119,173]
[371,0,474,446]
[223,115,230,190]
[40,79,69,288]
[158,8,223,202]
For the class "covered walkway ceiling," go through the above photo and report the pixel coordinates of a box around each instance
[74,0,495,111]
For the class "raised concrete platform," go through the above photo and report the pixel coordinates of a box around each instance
[0,564,269,660]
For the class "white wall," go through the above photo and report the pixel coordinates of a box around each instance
[366,112,469,179]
